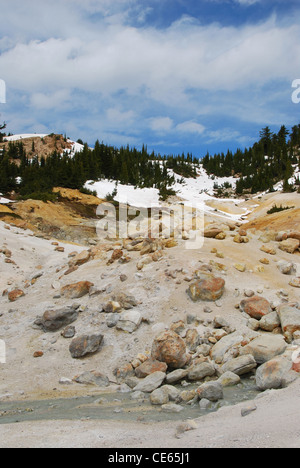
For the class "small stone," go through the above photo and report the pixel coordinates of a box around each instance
[161,403,184,413]
[8,289,25,302]
[234,263,246,272]
[241,403,257,417]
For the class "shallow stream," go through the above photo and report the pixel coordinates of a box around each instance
[0,378,260,425]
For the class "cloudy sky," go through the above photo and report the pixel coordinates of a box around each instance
[0,0,299,157]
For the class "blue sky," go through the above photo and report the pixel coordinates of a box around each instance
[0,0,299,158]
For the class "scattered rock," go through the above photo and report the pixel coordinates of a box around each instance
[187,274,225,302]
[133,371,166,393]
[255,356,294,390]
[277,304,300,342]
[204,228,223,238]
[161,403,184,413]
[61,325,76,338]
[240,296,272,320]
[221,354,257,376]
[34,306,79,332]
[8,289,25,302]
[233,234,249,244]
[150,386,169,405]
[187,361,216,381]
[69,250,91,267]
[197,381,224,402]
[279,238,299,254]
[135,359,168,378]
[259,312,281,332]
[73,371,109,387]
[69,334,104,359]
[210,333,245,364]
[116,310,142,333]
[234,263,246,272]
[260,245,276,255]
[241,403,257,417]
[61,281,94,299]
[240,334,287,364]
[151,331,189,369]
[289,277,300,288]
[165,369,189,384]
[277,261,297,275]
[218,371,241,387]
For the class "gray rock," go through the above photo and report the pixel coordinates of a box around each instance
[162,385,181,402]
[218,371,241,387]
[199,398,212,410]
[73,371,109,387]
[255,356,294,390]
[34,306,79,332]
[241,403,257,417]
[188,361,216,381]
[240,334,287,364]
[221,355,257,376]
[69,334,104,359]
[197,381,224,402]
[161,403,184,413]
[165,369,189,384]
[116,310,142,333]
[277,261,297,275]
[106,313,120,328]
[131,391,145,400]
[259,311,281,332]
[277,304,300,343]
[150,387,170,405]
[133,371,166,393]
[210,333,244,364]
[61,325,76,338]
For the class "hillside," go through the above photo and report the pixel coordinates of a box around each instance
[0,134,84,161]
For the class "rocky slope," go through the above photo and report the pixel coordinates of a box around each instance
[0,189,299,394]
[0,187,299,447]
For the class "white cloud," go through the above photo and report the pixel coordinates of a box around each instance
[149,117,174,133]
[176,121,205,135]
[30,89,71,110]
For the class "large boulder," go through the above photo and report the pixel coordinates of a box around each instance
[69,333,104,358]
[240,334,287,364]
[151,330,189,369]
[277,304,300,342]
[255,356,294,390]
[34,306,79,332]
[187,274,225,302]
[240,296,272,320]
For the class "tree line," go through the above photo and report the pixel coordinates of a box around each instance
[202,124,300,194]
[0,136,198,201]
